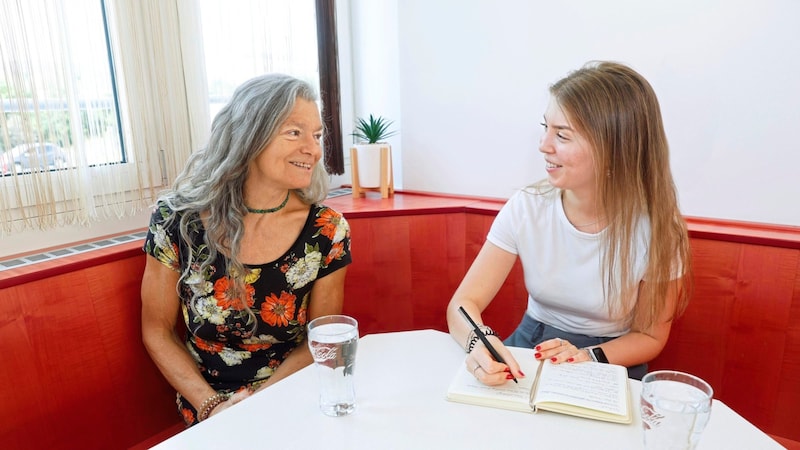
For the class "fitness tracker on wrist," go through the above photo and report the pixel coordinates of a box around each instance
[588,346,609,363]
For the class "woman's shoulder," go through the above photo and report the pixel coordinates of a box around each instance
[150,199,190,223]
[311,203,348,220]
[308,203,351,239]
[148,200,175,225]
[507,183,560,209]
[312,202,341,213]
[148,200,205,237]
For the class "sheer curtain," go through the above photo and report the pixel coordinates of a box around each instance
[199,1,320,118]
[0,0,207,235]
[104,0,209,211]
[0,0,331,238]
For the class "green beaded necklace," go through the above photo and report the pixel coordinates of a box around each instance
[245,191,290,214]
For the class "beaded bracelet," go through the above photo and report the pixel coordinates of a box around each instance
[197,392,230,422]
[465,325,499,353]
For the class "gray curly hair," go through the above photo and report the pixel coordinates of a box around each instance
[158,74,329,328]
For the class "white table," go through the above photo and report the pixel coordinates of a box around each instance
[152,329,782,450]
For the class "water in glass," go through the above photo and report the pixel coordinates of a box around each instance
[641,372,713,450]
[308,315,358,416]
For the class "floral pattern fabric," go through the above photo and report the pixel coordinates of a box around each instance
[143,201,351,425]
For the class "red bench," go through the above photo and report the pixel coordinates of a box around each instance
[1,192,798,448]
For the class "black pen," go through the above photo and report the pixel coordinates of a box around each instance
[458,306,518,383]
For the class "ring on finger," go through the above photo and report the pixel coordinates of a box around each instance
[472,365,482,375]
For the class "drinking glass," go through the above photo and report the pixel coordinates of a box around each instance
[307,314,359,416]
[641,370,713,450]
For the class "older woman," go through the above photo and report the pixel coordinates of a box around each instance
[141,74,351,425]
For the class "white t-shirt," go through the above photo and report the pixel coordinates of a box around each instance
[487,188,650,337]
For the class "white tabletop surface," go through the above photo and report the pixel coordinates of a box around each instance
[151,329,782,450]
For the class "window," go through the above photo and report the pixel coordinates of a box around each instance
[0,0,130,233]
[200,1,319,118]
[0,1,123,173]
[0,0,342,237]
[199,0,343,174]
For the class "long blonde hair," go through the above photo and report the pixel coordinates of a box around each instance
[549,61,692,333]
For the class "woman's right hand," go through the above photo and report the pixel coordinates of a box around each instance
[465,336,524,386]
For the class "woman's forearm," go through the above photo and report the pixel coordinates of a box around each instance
[143,326,216,410]
[594,327,670,367]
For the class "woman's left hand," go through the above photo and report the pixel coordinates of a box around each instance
[206,389,252,419]
[533,338,591,364]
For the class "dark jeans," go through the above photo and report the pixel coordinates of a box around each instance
[504,313,647,380]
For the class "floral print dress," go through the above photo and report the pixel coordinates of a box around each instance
[143,201,352,425]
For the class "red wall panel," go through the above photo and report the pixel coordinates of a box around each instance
[2,192,799,445]
[0,256,180,450]
[650,241,800,441]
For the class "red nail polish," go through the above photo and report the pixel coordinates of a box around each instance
[567,357,574,362]
[506,374,514,380]
[503,367,510,373]
[534,352,541,359]
[519,371,525,377]
[535,345,542,351]
[550,357,557,362]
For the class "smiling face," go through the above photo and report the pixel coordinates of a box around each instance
[539,97,598,197]
[249,98,323,190]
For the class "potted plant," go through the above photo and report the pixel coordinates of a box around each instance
[351,114,397,189]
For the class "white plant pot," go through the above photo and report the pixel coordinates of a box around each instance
[353,143,390,188]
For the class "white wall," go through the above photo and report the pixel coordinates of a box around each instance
[344,0,403,186]
[349,0,800,225]
[6,0,799,257]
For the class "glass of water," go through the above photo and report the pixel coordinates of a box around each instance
[640,370,713,450]
[307,314,359,416]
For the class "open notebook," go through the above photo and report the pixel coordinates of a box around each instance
[446,346,632,424]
